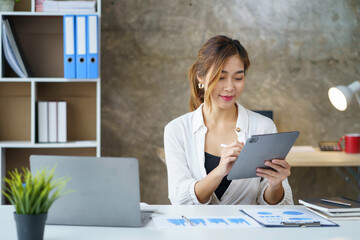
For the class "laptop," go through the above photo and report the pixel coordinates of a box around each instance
[29,155,153,227]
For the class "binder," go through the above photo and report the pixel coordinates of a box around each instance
[48,101,58,143]
[75,15,87,79]
[38,101,48,143]
[57,101,67,142]
[63,15,76,78]
[86,15,98,78]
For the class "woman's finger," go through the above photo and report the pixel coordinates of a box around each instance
[271,159,290,169]
[264,161,284,172]
[257,168,280,178]
[222,148,241,157]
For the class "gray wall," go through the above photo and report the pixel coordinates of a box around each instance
[101,0,360,204]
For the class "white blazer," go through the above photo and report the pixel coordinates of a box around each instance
[164,102,294,205]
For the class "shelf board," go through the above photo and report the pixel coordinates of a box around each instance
[0,12,100,16]
[0,78,100,83]
[0,141,98,148]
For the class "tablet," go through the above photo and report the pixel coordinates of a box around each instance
[227,131,300,180]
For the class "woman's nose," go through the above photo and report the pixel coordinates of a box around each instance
[224,78,234,91]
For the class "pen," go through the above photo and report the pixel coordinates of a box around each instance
[281,221,321,227]
[181,215,195,226]
[220,144,228,148]
[321,198,352,207]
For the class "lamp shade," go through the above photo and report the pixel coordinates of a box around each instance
[328,81,360,111]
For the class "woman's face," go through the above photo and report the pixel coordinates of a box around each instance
[202,54,246,110]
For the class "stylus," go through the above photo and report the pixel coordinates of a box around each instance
[220,144,228,148]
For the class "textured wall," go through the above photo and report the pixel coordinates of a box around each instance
[101,0,360,204]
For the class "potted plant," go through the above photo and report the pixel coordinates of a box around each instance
[2,167,71,240]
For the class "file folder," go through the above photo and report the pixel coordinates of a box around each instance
[86,15,98,78]
[63,15,76,78]
[76,15,87,79]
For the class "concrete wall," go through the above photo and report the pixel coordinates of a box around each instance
[101,0,360,203]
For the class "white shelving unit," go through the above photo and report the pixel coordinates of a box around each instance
[0,0,101,204]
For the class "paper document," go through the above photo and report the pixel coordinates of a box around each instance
[242,208,338,227]
[151,215,261,229]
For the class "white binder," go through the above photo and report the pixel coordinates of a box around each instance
[57,101,67,142]
[38,101,48,143]
[48,101,58,143]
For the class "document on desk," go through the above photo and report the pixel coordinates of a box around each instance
[151,215,261,229]
[242,208,338,227]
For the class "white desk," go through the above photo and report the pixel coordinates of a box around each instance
[1,205,359,240]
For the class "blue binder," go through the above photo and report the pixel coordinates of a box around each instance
[86,15,99,78]
[63,15,76,78]
[75,15,87,79]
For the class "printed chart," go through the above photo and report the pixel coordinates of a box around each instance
[151,215,261,229]
[242,208,338,227]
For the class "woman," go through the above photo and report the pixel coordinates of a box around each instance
[164,35,293,205]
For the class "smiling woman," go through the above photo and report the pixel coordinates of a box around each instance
[164,35,294,206]
[188,36,250,112]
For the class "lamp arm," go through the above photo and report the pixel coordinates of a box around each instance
[348,80,360,94]
[356,93,360,108]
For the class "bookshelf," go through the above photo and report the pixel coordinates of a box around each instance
[0,0,101,204]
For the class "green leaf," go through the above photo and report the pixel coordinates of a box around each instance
[2,166,72,214]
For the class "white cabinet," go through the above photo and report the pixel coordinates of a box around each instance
[0,0,101,204]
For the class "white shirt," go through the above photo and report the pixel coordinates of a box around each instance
[164,102,294,205]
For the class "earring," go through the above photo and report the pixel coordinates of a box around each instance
[198,83,204,89]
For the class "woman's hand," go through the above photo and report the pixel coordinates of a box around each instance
[256,159,291,187]
[215,141,244,177]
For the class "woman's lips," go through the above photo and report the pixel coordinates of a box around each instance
[220,95,234,101]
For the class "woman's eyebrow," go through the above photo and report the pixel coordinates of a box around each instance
[221,70,244,74]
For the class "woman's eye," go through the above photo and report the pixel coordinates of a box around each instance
[235,78,243,81]
[219,77,225,80]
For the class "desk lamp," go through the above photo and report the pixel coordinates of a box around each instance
[328,80,360,111]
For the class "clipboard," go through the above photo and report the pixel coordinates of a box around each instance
[240,208,338,227]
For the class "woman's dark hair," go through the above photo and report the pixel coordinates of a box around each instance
[188,35,250,111]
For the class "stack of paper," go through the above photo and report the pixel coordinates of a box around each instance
[38,101,67,143]
[43,0,96,13]
[299,197,360,221]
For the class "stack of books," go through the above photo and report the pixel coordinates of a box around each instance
[299,197,360,221]
[35,0,45,12]
[41,0,96,13]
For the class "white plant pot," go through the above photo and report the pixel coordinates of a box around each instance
[0,0,15,11]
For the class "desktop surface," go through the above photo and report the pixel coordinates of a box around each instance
[1,205,359,240]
